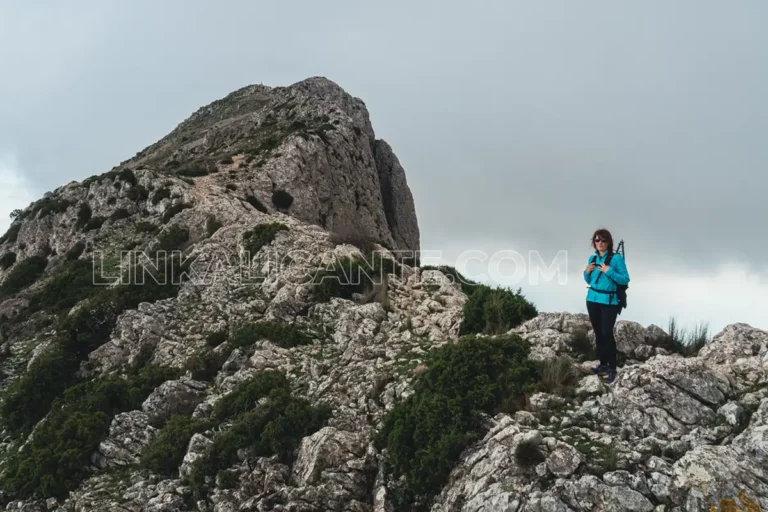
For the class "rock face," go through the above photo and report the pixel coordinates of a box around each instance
[0,78,767,512]
[131,76,420,255]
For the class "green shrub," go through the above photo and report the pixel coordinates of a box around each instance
[1,251,190,436]
[189,372,330,492]
[0,346,81,433]
[34,197,74,219]
[271,190,293,210]
[219,156,234,164]
[156,225,190,252]
[213,370,290,421]
[245,195,268,213]
[216,469,240,490]
[569,326,595,361]
[0,252,17,269]
[177,164,209,177]
[184,347,232,382]
[141,415,211,476]
[126,184,149,201]
[328,226,385,255]
[0,364,179,499]
[75,203,92,229]
[28,260,97,315]
[162,203,192,223]
[228,321,311,349]
[0,255,48,298]
[118,168,137,186]
[225,183,238,191]
[205,330,228,347]
[151,187,171,205]
[665,317,710,357]
[515,437,545,468]
[206,216,223,237]
[310,253,396,303]
[460,285,537,335]
[374,334,538,510]
[538,356,579,397]
[83,216,105,232]
[65,241,87,261]
[110,208,131,221]
[2,223,21,243]
[420,265,479,296]
[242,223,288,257]
[136,221,158,234]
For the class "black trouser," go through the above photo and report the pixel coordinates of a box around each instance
[586,300,620,370]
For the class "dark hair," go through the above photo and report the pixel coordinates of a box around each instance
[590,228,614,253]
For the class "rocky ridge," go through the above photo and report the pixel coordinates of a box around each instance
[0,78,766,512]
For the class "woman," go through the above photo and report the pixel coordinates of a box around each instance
[583,228,630,384]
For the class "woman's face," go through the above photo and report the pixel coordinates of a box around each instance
[594,234,608,251]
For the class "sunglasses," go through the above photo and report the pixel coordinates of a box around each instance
[594,238,607,243]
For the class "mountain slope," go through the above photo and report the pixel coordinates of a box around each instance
[0,78,766,512]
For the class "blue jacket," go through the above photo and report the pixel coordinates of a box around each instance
[584,251,630,306]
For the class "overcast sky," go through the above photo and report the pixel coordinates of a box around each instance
[1,1,767,335]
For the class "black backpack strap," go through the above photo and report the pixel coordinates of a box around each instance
[593,251,618,305]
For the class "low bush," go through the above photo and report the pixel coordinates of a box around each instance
[177,164,209,177]
[34,197,74,219]
[162,203,193,223]
[0,364,179,499]
[136,221,158,234]
[206,216,223,237]
[271,190,293,210]
[2,223,22,243]
[0,252,17,269]
[184,346,232,382]
[538,356,579,397]
[228,321,311,349]
[310,253,396,303]
[109,208,131,221]
[28,259,96,315]
[205,329,228,347]
[126,184,149,201]
[0,255,48,298]
[664,317,710,357]
[151,187,171,205]
[460,284,537,335]
[569,326,595,361]
[141,415,211,476]
[75,203,92,229]
[374,334,538,510]
[515,438,546,468]
[156,225,190,252]
[245,195,268,213]
[212,370,290,421]
[83,216,105,232]
[188,371,330,492]
[242,223,288,257]
[118,168,138,186]
[2,251,190,437]
[420,265,479,296]
[65,241,86,260]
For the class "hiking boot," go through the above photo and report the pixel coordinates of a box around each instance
[592,364,609,376]
[606,370,618,384]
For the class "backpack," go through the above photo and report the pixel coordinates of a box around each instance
[591,239,628,314]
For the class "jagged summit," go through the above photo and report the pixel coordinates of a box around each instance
[6,76,419,260]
